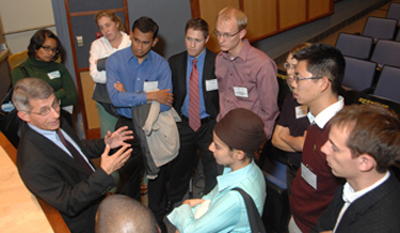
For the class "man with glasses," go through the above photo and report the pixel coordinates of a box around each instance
[13,78,133,233]
[167,18,221,212]
[288,44,346,233]
[214,6,279,138]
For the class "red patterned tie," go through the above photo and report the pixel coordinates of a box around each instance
[56,129,94,174]
[189,58,201,131]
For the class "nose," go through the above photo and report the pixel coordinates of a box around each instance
[191,40,195,48]
[50,106,60,119]
[218,35,225,44]
[209,142,215,152]
[321,141,329,156]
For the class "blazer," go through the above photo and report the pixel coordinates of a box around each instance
[312,171,400,233]
[169,49,219,119]
[16,119,116,233]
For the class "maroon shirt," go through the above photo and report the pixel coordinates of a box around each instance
[215,40,279,138]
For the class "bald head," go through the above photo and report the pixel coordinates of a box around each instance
[95,195,158,233]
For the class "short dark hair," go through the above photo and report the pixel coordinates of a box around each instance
[294,44,345,94]
[329,104,400,173]
[132,16,159,39]
[185,18,209,39]
[28,29,62,61]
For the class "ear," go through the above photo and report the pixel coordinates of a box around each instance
[239,29,247,40]
[235,149,246,161]
[358,154,376,172]
[319,76,330,92]
[205,35,210,44]
[17,110,31,123]
[152,37,159,47]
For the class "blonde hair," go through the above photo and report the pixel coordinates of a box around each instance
[216,7,248,31]
[95,10,126,32]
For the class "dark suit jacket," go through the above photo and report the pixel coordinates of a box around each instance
[312,171,400,233]
[17,120,116,233]
[169,49,219,119]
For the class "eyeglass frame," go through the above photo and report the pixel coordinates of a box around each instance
[41,45,59,54]
[292,76,333,83]
[283,62,295,70]
[27,99,61,116]
[213,29,241,39]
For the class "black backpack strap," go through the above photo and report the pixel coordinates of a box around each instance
[232,187,267,233]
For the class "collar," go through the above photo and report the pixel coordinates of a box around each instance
[342,171,390,204]
[188,48,206,62]
[28,123,58,140]
[221,39,250,61]
[217,160,255,192]
[125,47,153,64]
[307,96,344,128]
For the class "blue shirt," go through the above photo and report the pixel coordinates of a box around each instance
[181,49,209,119]
[167,160,266,233]
[106,47,172,118]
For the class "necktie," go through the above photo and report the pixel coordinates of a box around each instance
[189,58,201,132]
[56,129,94,174]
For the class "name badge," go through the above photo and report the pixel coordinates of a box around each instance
[205,79,218,91]
[143,81,158,92]
[233,87,248,98]
[47,70,61,79]
[301,163,317,190]
[295,105,308,119]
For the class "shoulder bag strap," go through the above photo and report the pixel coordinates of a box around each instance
[232,187,267,233]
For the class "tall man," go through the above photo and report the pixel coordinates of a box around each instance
[167,18,220,210]
[289,44,346,233]
[106,16,173,232]
[312,104,400,233]
[13,78,133,233]
[214,7,279,138]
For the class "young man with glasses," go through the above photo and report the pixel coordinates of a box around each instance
[214,7,279,138]
[288,44,346,233]
[13,78,133,233]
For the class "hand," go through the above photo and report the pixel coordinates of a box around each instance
[104,126,134,149]
[100,144,132,175]
[320,231,333,233]
[114,81,126,92]
[182,199,205,207]
[147,89,174,107]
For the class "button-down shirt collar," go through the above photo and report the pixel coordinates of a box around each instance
[307,96,344,128]
[342,171,390,204]
[217,160,255,192]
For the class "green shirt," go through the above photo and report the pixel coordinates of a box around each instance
[12,57,77,106]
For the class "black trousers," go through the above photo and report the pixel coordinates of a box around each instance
[167,117,222,204]
[115,117,143,202]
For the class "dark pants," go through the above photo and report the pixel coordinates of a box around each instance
[115,117,143,202]
[168,117,222,204]
[116,116,168,228]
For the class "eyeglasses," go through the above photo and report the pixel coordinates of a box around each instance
[213,29,241,39]
[283,62,295,70]
[28,99,61,116]
[292,76,323,83]
[41,46,59,54]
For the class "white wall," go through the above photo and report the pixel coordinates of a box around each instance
[0,0,55,54]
